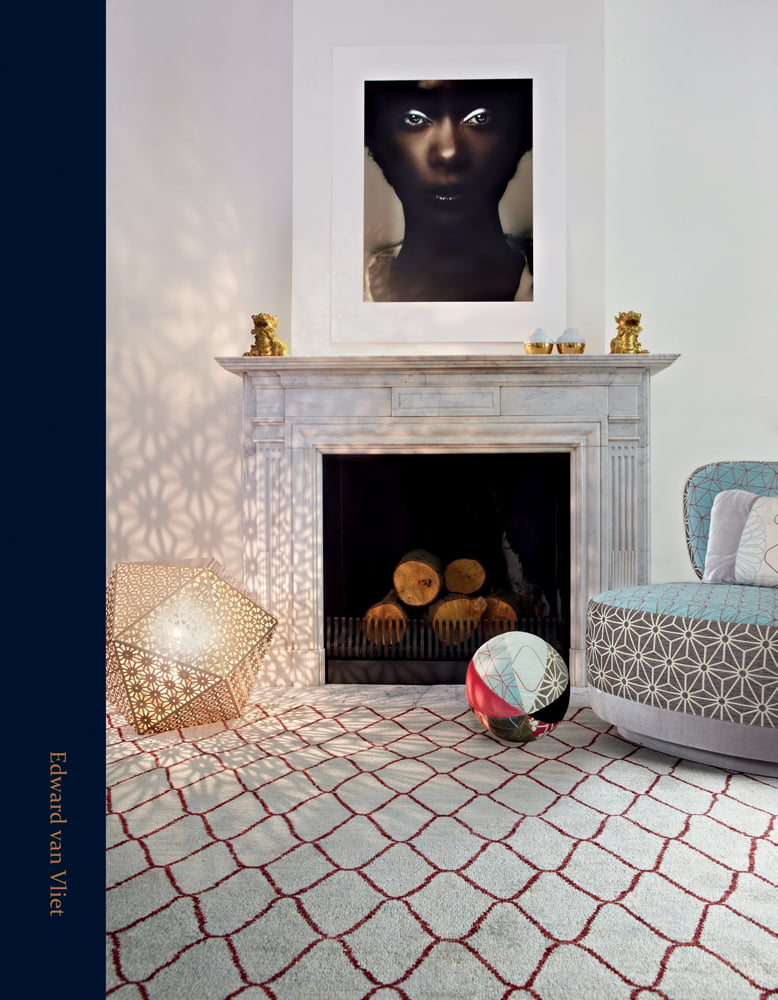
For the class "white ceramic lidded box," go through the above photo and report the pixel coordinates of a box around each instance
[524,328,555,355]
[556,328,586,354]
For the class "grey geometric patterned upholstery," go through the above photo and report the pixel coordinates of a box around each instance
[586,461,777,774]
[586,597,776,728]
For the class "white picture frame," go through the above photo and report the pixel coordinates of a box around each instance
[293,44,567,348]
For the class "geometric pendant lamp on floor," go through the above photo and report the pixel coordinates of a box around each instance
[106,559,277,735]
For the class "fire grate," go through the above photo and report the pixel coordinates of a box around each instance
[325,616,567,684]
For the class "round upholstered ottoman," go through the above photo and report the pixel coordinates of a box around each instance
[586,584,778,776]
[466,631,570,743]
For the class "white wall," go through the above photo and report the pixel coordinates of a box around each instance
[605,0,778,578]
[107,0,293,579]
[107,0,777,592]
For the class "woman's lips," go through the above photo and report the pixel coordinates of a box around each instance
[426,186,468,203]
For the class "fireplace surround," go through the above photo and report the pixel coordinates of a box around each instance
[217,354,678,691]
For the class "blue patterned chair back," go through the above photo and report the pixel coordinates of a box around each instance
[683,460,778,578]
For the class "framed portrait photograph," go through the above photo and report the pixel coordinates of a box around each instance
[296,44,566,347]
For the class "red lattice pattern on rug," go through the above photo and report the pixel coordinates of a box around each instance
[106,695,778,999]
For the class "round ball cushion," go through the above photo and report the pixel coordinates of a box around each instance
[466,631,570,743]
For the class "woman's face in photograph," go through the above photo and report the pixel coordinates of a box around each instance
[368,80,530,227]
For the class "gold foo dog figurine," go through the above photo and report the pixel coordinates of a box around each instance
[610,311,649,354]
[243,313,288,357]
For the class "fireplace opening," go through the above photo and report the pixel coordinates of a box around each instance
[323,453,570,683]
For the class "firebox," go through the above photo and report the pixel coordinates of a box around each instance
[323,452,570,683]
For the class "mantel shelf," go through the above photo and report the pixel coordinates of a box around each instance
[217,354,680,379]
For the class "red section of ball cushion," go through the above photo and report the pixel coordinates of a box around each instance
[466,663,523,719]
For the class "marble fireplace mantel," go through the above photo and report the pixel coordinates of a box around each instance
[217,354,679,689]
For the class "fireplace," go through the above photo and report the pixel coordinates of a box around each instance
[322,452,570,684]
[217,353,678,691]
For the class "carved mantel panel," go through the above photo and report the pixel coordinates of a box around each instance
[217,354,679,689]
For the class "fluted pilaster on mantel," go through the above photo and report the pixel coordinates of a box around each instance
[217,353,679,687]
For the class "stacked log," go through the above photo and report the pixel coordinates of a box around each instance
[443,557,487,595]
[361,551,534,649]
[392,550,444,607]
[427,594,488,645]
[480,590,521,639]
[363,591,408,645]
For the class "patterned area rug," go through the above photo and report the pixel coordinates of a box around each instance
[106,686,778,1000]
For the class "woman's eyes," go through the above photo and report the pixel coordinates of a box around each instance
[399,107,495,129]
[462,107,493,127]
[402,109,434,128]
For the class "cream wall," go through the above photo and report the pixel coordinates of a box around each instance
[106,0,777,594]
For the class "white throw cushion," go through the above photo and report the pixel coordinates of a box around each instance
[702,490,759,583]
[734,495,778,586]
